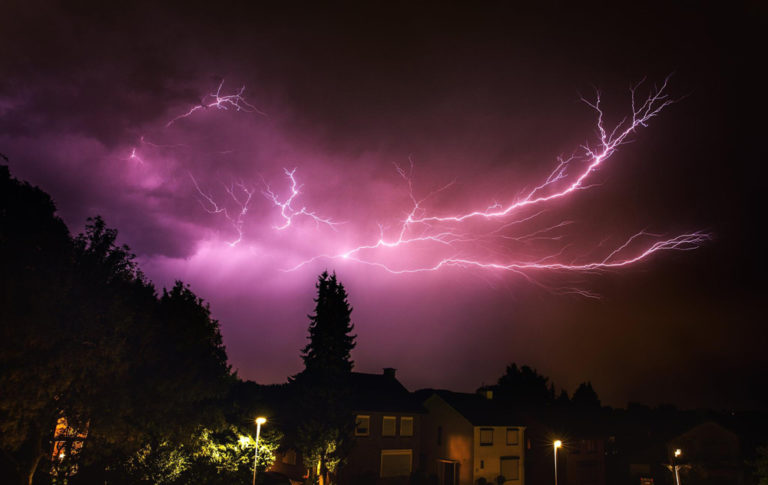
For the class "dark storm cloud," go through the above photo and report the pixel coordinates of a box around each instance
[1,0,765,409]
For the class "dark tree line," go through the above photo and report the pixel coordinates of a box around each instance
[0,165,237,484]
[486,363,601,410]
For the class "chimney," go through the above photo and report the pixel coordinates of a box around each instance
[383,368,397,379]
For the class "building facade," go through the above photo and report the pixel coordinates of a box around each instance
[419,390,526,485]
[338,369,426,485]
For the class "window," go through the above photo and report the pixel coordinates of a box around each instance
[400,416,414,437]
[500,456,520,481]
[380,449,412,477]
[382,416,397,436]
[437,426,443,445]
[355,415,370,436]
[479,428,494,446]
[506,428,519,445]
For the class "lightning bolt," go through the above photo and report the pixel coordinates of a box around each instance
[166,80,266,127]
[132,75,709,294]
[189,174,255,247]
[410,77,674,224]
[262,168,340,230]
[189,168,337,245]
[287,77,711,283]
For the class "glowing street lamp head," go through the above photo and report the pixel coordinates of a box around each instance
[256,417,267,426]
[674,448,682,458]
[554,440,562,449]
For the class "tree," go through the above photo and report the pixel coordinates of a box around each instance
[0,165,74,485]
[122,424,282,485]
[300,271,356,377]
[0,165,233,484]
[754,445,768,485]
[293,271,356,485]
[492,364,554,408]
[572,382,601,409]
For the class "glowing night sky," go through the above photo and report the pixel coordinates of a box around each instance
[1,2,764,409]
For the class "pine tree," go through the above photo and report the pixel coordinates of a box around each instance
[293,271,356,485]
[300,271,356,377]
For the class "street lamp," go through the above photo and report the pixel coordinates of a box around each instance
[252,417,267,485]
[672,448,682,485]
[553,440,562,485]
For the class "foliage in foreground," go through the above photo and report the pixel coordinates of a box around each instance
[123,425,281,485]
[0,165,233,484]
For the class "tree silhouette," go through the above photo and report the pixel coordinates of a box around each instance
[0,166,232,484]
[572,382,601,409]
[493,364,554,408]
[0,165,73,485]
[293,271,356,485]
[300,271,356,377]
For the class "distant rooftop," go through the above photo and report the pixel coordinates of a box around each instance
[416,389,522,426]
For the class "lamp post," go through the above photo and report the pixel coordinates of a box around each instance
[672,448,682,485]
[252,417,267,485]
[554,440,562,485]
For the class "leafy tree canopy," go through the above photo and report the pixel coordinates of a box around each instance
[0,166,232,484]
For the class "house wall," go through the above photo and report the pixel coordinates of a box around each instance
[339,410,422,485]
[422,395,475,485]
[473,426,525,485]
[563,439,606,485]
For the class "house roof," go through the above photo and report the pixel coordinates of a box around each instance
[418,389,522,426]
[350,371,426,413]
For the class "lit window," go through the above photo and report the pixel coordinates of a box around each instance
[355,415,370,436]
[380,449,412,477]
[506,428,519,445]
[500,456,520,481]
[400,417,414,437]
[480,428,494,446]
[382,416,397,436]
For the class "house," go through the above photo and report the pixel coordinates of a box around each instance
[338,368,426,485]
[561,436,606,485]
[417,389,526,485]
[667,421,744,485]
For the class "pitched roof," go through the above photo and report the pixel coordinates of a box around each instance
[419,389,522,426]
[350,371,425,413]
